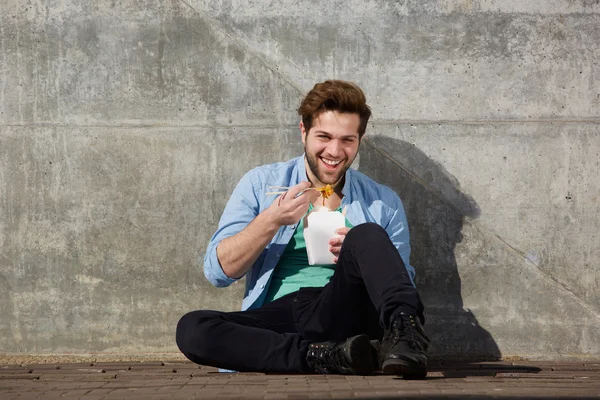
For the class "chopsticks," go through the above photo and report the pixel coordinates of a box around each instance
[266,186,322,196]
[266,185,334,196]
[266,186,310,196]
[267,185,338,209]
[266,191,289,196]
[266,186,290,196]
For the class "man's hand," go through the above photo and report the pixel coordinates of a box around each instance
[217,181,318,280]
[329,227,351,263]
[266,181,320,227]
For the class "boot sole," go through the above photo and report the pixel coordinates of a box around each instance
[381,358,427,380]
[345,334,377,375]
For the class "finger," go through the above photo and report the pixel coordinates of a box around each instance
[286,181,312,199]
[282,198,311,221]
[289,189,318,210]
[293,188,320,206]
[333,257,339,263]
[335,227,351,235]
[329,236,343,246]
[329,245,341,254]
[289,205,311,223]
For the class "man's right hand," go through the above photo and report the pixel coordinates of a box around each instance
[216,181,319,280]
[266,181,320,226]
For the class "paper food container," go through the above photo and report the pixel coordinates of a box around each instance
[304,207,346,265]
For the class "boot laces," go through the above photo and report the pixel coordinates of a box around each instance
[392,314,420,347]
[307,342,345,374]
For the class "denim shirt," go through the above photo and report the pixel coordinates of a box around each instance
[204,155,415,311]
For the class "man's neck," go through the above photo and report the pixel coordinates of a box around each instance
[303,157,345,194]
[303,157,345,210]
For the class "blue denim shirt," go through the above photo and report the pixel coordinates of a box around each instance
[204,155,415,311]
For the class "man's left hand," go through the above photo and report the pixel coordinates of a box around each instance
[329,227,351,263]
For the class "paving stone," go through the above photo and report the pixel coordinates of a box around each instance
[1,361,600,399]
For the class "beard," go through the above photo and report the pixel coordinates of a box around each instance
[305,145,351,185]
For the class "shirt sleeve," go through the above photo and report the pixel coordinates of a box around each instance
[203,170,261,287]
[384,195,416,286]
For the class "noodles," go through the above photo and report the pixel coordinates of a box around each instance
[315,184,333,206]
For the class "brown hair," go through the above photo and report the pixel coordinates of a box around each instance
[298,80,371,137]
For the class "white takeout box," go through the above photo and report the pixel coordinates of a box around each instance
[304,207,346,265]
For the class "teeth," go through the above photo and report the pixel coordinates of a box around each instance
[322,158,341,166]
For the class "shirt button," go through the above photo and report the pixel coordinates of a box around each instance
[260,284,265,289]
[276,253,281,258]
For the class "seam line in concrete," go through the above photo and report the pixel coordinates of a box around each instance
[0,123,298,129]
[474,225,600,323]
[364,139,600,322]
[176,0,306,96]
[370,119,600,125]
[3,117,600,129]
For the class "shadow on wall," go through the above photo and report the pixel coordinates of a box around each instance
[359,136,501,361]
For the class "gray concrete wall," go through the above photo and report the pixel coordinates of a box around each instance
[1,0,599,360]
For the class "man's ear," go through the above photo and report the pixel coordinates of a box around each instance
[300,121,307,144]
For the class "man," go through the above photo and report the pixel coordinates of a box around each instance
[176,80,430,378]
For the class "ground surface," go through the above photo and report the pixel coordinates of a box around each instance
[1,360,599,399]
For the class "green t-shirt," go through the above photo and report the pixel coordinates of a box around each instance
[264,205,353,303]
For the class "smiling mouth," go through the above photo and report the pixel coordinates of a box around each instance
[321,157,342,168]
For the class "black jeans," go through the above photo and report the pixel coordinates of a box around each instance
[176,223,424,373]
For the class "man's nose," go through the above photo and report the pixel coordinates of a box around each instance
[325,140,342,157]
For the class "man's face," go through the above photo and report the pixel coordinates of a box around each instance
[301,111,361,186]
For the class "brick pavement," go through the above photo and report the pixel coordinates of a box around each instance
[1,360,599,399]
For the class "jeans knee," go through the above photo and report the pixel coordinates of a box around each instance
[345,222,388,247]
[176,310,218,357]
[175,311,195,353]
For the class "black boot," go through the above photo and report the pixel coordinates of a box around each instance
[380,311,430,379]
[370,339,382,372]
[306,334,377,375]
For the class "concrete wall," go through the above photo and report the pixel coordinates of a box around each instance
[1,0,599,360]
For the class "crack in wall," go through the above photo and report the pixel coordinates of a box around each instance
[177,0,305,96]
[364,138,600,322]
